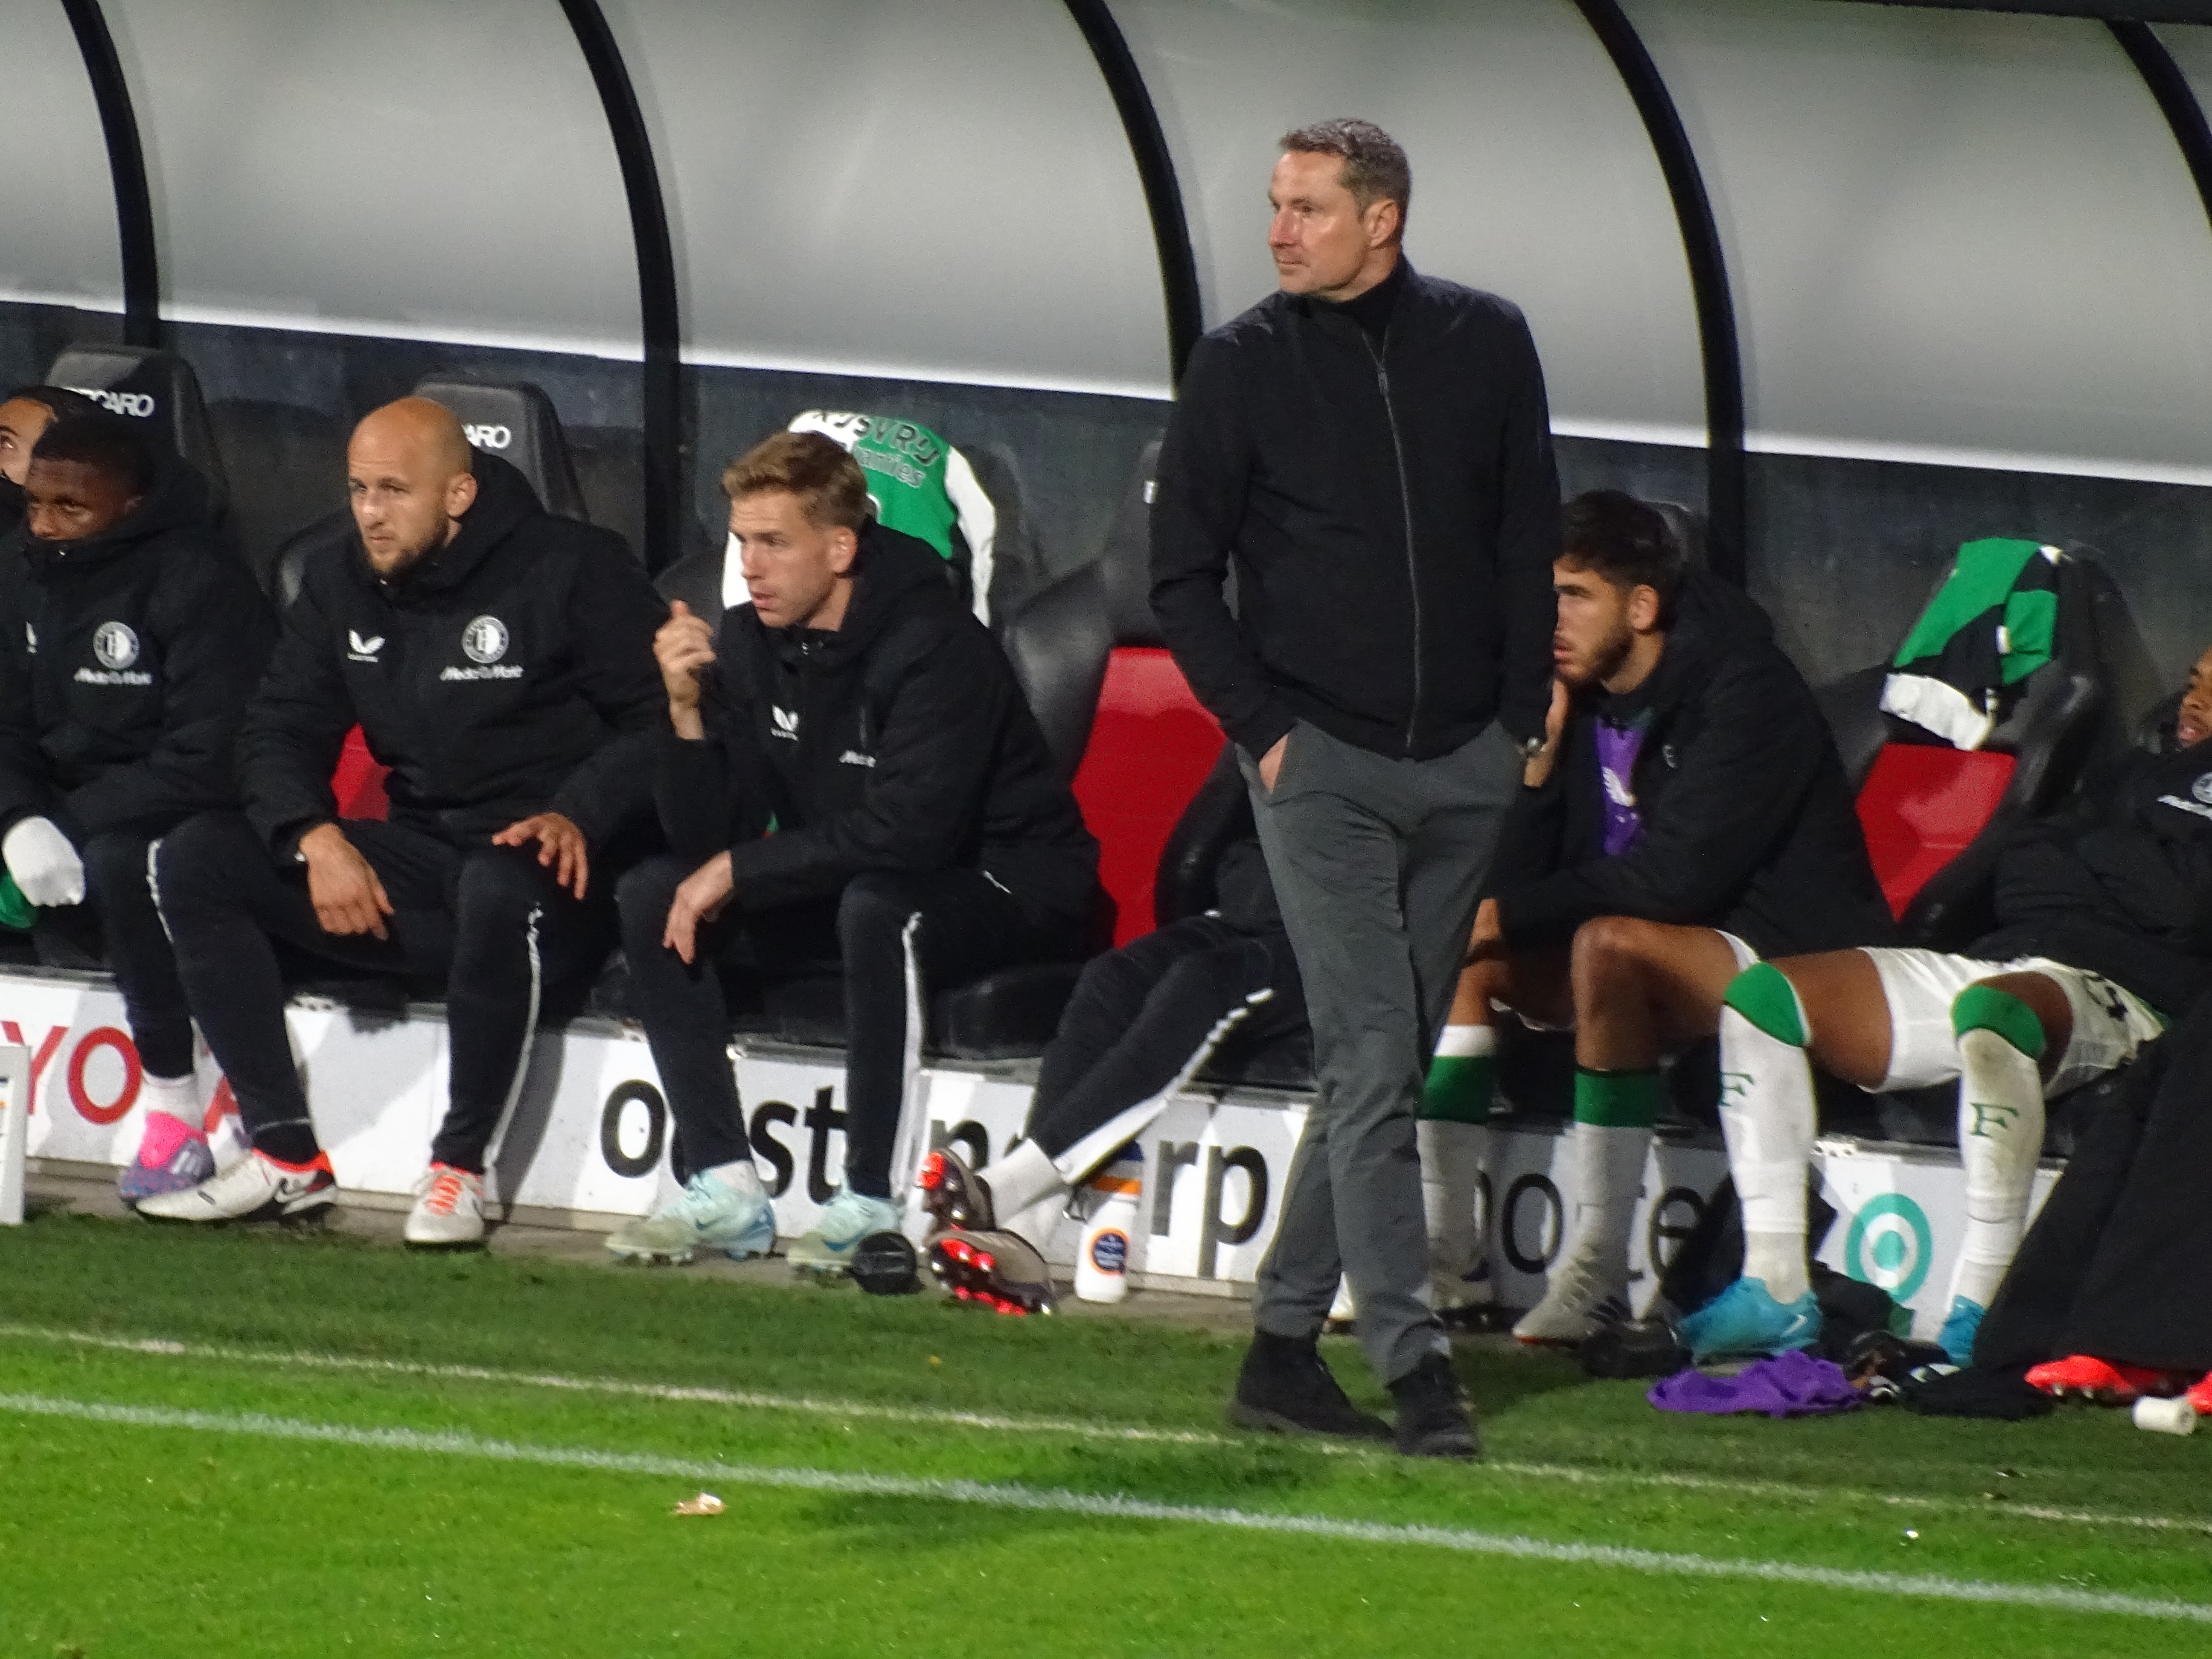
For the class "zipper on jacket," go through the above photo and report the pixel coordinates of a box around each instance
[1365,328,1423,754]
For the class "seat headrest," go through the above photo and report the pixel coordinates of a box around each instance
[1648,500,1707,570]
[44,342,230,512]
[410,379,586,521]
[1097,438,1164,646]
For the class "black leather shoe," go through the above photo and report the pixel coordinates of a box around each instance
[1228,1332,1390,1441]
[1388,1353,1480,1461]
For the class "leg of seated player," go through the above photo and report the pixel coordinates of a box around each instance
[1938,970,2069,1363]
[794,867,1087,1274]
[1514,919,1742,1343]
[1692,949,1912,1358]
[922,917,1290,1234]
[400,844,613,1247]
[1422,948,1566,1318]
[140,812,457,1224]
[602,852,778,1265]
[77,830,219,1200]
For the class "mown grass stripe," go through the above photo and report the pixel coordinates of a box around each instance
[3,1322,2202,1537]
[2,1389,2205,1625]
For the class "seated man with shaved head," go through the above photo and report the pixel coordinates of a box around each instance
[0,413,272,1196]
[143,398,666,1244]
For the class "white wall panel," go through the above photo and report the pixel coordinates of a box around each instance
[1628,0,2212,483]
[0,5,124,310]
[97,0,640,357]
[1108,0,1706,445]
[599,0,1169,396]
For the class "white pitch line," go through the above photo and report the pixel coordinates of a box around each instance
[2,1324,2203,1536]
[2,1389,2206,1626]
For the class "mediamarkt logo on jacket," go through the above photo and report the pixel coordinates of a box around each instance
[238,452,667,852]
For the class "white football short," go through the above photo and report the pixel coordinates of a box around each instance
[1860,947,2166,1097]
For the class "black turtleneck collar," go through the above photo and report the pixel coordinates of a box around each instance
[1320,253,1408,347]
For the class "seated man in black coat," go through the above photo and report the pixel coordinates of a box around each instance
[606,432,1097,1275]
[1432,492,1893,1348]
[143,399,666,1245]
[0,415,274,1199]
[1699,643,2212,1368]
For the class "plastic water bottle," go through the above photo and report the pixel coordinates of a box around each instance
[2133,1396,2197,1436]
[1075,1144,1143,1304]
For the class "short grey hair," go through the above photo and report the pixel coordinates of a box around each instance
[1279,118,1410,230]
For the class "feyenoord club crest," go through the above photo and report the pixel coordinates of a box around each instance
[462,615,509,665]
[92,621,139,670]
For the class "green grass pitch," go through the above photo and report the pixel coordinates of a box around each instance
[2,1211,2208,1657]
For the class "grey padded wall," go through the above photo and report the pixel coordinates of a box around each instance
[1627,0,2212,484]
[1109,0,1706,447]
[596,0,1170,396]
[0,3,124,313]
[95,0,640,358]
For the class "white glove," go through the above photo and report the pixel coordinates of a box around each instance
[3,816,85,908]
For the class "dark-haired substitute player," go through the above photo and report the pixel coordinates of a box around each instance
[1691,643,2212,1367]
[1429,491,1892,1348]
[0,415,274,1196]
[143,398,665,1244]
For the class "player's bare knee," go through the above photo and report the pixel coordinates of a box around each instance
[1568,915,1656,997]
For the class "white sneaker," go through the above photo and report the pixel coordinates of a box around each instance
[605,1171,775,1264]
[787,1188,904,1277]
[404,1164,486,1248]
[1512,1253,1632,1347]
[135,1149,336,1225]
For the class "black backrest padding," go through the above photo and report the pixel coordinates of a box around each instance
[45,341,230,514]
[206,399,348,592]
[1001,562,1112,782]
[1649,499,1707,570]
[411,379,586,521]
[1097,439,1164,646]
[654,539,725,626]
[1153,748,1252,926]
[270,508,355,612]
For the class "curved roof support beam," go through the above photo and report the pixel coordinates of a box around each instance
[557,0,683,572]
[1574,0,1746,586]
[59,0,159,348]
[1062,0,1204,386]
[2110,21,2212,246]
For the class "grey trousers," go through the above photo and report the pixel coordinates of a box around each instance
[1242,718,1521,1384]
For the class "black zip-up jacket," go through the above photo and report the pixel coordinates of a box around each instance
[0,456,273,843]
[1975,742,2212,1018]
[1490,570,1894,958]
[239,452,665,853]
[657,524,1098,923]
[1150,260,1558,761]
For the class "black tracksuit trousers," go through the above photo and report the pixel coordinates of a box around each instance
[33,828,195,1080]
[616,854,1089,1198]
[154,811,616,1172]
[1024,914,1301,1181]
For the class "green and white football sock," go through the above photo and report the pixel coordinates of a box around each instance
[1560,1066,1662,1272]
[1718,963,1819,1305]
[1946,985,2048,1316]
[1418,1024,1493,1284]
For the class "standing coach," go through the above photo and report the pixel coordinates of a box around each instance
[1151,119,1557,1459]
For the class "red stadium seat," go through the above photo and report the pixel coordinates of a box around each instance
[1070,646,1225,944]
[331,726,390,820]
[1854,745,2016,919]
